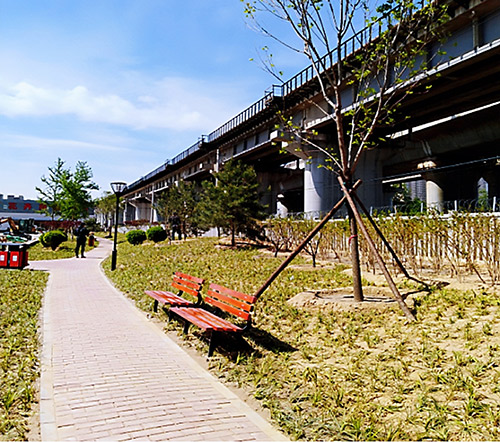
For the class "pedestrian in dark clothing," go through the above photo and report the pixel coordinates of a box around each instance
[169,213,182,240]
[75,223,89,258]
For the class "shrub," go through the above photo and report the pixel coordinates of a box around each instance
[146,226,167,243]
[40,230,68,250]
[126,229,147,245]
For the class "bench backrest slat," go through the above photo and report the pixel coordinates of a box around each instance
[171,272,204,299]
[209,283,257,304]
[176,272,204,285]
[205,283,256,322]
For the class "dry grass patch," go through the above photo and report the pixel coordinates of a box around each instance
[0,269,48,441]
[105,237,500,440]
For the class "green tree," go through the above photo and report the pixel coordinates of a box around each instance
[392,183,425,214]
[37,159,99,222]
[243,0,446,313]
[35,157,68,220]
[95,191,118,233]
[155,181,200,237]
[199,160,267,246]
[59,161,99,221]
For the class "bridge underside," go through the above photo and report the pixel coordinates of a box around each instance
[122,2,500,221]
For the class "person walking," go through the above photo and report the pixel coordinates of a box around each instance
[169,212,182,241]
[75,222,89,258]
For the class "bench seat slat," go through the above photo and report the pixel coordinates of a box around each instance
[171,280,199,297]
[176,272,204,285]
[172,277,201,291]
[170,307,242,332]
[207,288,253,313]
[144,290,193,307]
[144,272,204,312]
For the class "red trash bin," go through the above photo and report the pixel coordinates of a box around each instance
[0,251,7,267]
[9,251,22,268]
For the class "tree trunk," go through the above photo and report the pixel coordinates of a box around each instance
[348,206,364,302]
[338,177,415,321]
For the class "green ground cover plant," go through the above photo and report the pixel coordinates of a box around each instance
[0,269,48,440]
[105,237,500,441]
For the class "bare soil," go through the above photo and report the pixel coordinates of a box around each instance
[287,263,498,311]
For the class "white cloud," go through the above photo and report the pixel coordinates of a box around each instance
[1,133,127,153]
[0,76,247,132]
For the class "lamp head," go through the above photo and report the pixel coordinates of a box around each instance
[110,181,127,195]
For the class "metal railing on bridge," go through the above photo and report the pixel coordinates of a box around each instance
[285,197,500,220]
[127,137,208,190]
[168,3,406,162]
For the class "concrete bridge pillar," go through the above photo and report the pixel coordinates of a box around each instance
[150,192,158,223]
[418,161,444,211]
[129,201,150,221]
[419,169,444,212]
[304,150,335,217]
[276,194,288,217]
[426,177,444,211]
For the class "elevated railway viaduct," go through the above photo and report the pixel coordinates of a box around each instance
[122,0,500,222]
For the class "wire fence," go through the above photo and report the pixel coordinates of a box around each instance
[285,197,500,220]
[265,208,500,284]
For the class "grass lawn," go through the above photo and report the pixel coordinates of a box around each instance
[28,239,98,261]
[0,269,48,440]
[105,237,500,441]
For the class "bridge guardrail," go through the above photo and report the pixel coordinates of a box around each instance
[196,4,403,146]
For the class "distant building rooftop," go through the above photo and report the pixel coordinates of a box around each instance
[0,194,55,222]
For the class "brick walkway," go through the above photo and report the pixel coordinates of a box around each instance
[30,239,287,441]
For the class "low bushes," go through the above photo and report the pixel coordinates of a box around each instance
[146,226,167,243]
[264,212,500,283]
[125,229,146,245]
[40,230,67,250]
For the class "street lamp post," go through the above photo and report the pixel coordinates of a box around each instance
[110,181,127,271]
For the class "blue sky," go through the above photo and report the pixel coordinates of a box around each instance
[0,1,305,200]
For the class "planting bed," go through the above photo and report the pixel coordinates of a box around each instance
[105,236,500,441]
[0,269,47,440]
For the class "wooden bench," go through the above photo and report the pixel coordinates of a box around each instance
[170,283,258,357]
[145,272,204,313]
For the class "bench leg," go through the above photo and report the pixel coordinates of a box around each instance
[183,321,190,335]
[208,331,218,357]
[153,299,158,313]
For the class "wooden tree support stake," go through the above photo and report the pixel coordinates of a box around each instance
[254,179,362,300]
[337,177,416,321]
[352,191,430,292]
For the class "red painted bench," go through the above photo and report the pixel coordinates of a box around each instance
[170,283,258,357]
[145,272,204,313]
